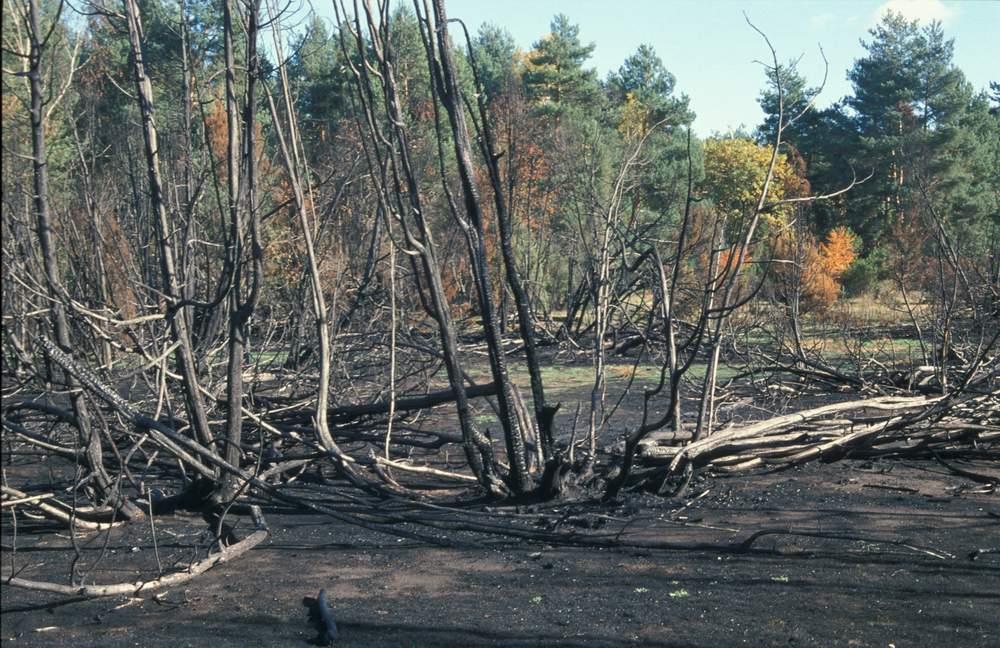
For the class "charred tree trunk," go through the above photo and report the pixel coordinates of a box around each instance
[25,0,132,515]
[458,17,556,459]
[423,0,533,493]
[124,0,215,453]
[334,0,505,494]
[216,0,264,504]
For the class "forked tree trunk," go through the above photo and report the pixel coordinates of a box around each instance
[265,3,366,484]
[461,28,556,456]
[425,0,533,492]
[124,0,215,453]
[216,0,264,504]
[335,0,505,493]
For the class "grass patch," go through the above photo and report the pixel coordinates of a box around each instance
[468,361,742,398]
[473,412,497,426]
[798,335,926,364]
[249,350,289,365]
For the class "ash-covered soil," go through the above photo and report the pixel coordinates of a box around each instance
[3,459,998,647]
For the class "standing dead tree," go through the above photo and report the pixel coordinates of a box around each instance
[262,0,365,484]
[416,0,536,493]
[12,0,139,518]
[123,0,215,454]
[215,0,265,504]
[334,0,507,495]
[453,18,558,458]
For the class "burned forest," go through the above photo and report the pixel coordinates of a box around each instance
[2,0,998,645]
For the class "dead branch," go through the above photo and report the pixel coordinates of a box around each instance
[1,486,123,531]
[4,507,269,597]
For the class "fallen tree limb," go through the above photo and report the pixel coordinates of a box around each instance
[4,511,269,597]
[1,492,55,508]
[930,450,999,486]
[666,395,944,471]
[1,418,82,460]
[372,456,478,483]
[28,337,470,545]
[633,393,999,481]
[1,486,123,531]
[735,528,956,560]
[327,382,499,423]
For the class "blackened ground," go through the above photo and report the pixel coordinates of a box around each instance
[2,460,998,647]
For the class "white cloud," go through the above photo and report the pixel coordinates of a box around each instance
[875,0,956,25]
[810,12,835,28]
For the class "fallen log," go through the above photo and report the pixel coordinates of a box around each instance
[372,456,478,482]
[328,382,499,423]
[635,391,997,481]
[662,395,943,471]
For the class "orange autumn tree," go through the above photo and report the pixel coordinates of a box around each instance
[773,225,859,311]
[819,226,859,278]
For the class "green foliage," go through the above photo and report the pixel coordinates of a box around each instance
[841,247,888,297]
[756,59,820,147]
[471,23,518,104]
[636,127,700,217]
[847,12,975,242]
[751,11,993,296]
[288,15,350,143]
[523,14,601,114]
[387,5,433,124]
[947,91,1000,251]
[608,44,692,129]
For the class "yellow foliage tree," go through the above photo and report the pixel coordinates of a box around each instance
[702,138,803,226]
[618,92,648,139]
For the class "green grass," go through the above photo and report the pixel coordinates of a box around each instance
[248,350,289,365]
[473,412,498,426]
[798,335,926,364]
[468,361,741,400]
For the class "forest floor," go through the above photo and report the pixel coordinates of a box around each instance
[4,326,998,647]
[3,456,998,647]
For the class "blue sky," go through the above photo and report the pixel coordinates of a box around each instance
[319,0,998,136]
